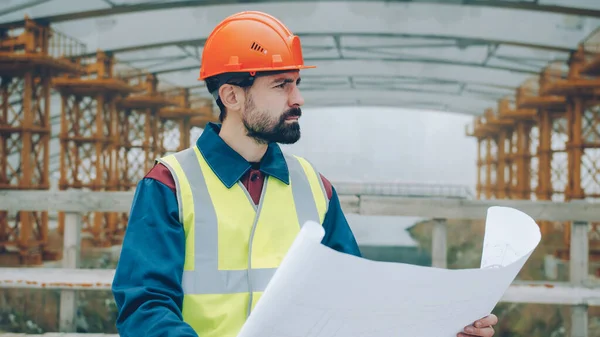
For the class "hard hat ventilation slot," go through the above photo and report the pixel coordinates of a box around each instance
[250,42,267,54]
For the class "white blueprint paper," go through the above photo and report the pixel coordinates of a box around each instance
[237,206,541,337]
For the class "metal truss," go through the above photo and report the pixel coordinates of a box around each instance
[0,0,590,112]
[0,0,599,27]
[106,31,565,111]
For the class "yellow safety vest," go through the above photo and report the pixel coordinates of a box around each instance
[158,145,329,337]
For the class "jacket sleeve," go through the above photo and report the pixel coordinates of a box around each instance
[112,178,198,337]
[320,185,362,257]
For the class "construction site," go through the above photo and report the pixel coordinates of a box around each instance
[0,1,599,337]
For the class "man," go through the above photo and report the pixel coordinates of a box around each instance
[112,10,498,337]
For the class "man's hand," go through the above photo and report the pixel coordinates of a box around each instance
[458,314,498,337]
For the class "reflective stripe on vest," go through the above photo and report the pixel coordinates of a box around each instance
[157,145,328,337]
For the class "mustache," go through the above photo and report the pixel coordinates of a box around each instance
[282,107,302,118]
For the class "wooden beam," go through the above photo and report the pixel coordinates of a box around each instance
[0,267,113,291]
[1,190,600,222]
[355,195,600,222]
[59,213,82,333]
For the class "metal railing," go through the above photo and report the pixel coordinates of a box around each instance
[333,181,474,199]
[0,189,599,337]
[0,17,86,58]
[47,28,87,59]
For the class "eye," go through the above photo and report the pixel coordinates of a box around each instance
[275,82,287,89]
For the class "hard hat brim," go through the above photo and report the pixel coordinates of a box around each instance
[198,64,316,81]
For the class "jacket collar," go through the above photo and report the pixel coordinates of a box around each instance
[196,122,290,188]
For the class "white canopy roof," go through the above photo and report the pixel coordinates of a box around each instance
[2,0,598,114]
[2,0,599,181]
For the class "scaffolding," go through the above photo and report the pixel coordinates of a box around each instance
[0,16,84,265]
[517,72,569,203]
[53,50,138,248]
[468,30,600,273]
[540,44,600,263]
[495,97,539,201]
[116,69,176,190]
[158,89,215,156]
[465,109,500,200]
[465,98,539,202]
[510,69,571,245]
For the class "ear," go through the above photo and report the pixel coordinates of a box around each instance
[219,84,244,112]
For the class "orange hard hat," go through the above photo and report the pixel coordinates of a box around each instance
[198,11,315,80]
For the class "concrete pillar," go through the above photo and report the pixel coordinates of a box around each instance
[432,218,447,268]
[570,220,588,337]
[59,212,82,332]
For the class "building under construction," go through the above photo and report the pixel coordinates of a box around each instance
[467,35,600,271]
[0,16,216,265]
[0,1,599,337]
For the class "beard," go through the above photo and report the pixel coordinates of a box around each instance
[242,95,302,145]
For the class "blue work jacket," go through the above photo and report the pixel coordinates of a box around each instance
[111,123,362,337]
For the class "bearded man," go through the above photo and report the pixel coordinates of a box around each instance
[111,10,498,337]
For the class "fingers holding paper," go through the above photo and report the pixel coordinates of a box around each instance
[458,314,498,337]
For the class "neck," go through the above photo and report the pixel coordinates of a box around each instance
[219,119,268,163]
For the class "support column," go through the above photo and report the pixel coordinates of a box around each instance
[476,138,483,199]
[536,109,552,201]
[566,96,584,200]
[485,137,494,199]
[504,129,515,199]
[515,122,533,200]
[495,130,507,199]
[432,218,447,268]
[59,212,82,332]
[569,220,589,337]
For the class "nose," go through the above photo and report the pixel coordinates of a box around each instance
[289,85,304,107]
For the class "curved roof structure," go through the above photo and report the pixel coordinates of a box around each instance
[2,0,599,114]
[2,0,600,183]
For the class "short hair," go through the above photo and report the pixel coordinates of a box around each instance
[205,72,256,122]
[204,69,293,121]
